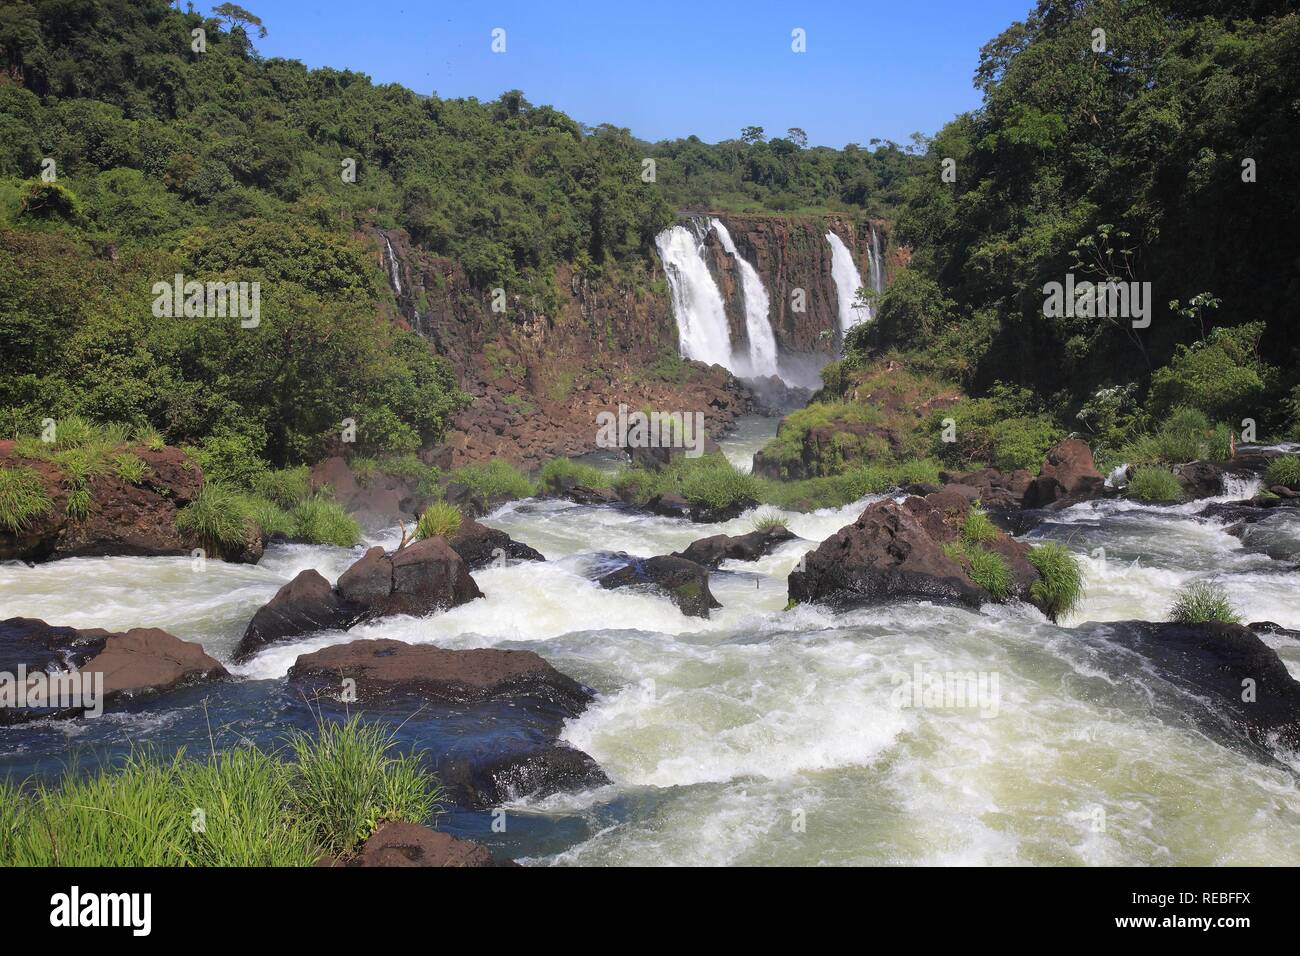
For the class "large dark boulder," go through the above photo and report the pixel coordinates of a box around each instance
[788,490,1038,612]
[673,525,796,569]
[337,538,483,619]
[340,821,508,868]
[1098,621,1300,751]
[939,467,1032,514]
[1021,439,1105,509]
[598,554,722,618]
[1174,461,1226,499]
[288,638,595,716]
[0,618,226,724]
[644,492,690,519]
[442,743,609,809]
[234,569,363,661]
[446,518,544,570]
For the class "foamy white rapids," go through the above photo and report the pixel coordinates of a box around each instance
[3,461,1300,865]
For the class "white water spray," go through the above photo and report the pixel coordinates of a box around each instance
[826,231,869,334]
[710,218,780,378]
[382,234,402,296]
[655,223,734,368]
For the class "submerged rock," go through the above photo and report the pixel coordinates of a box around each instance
[288,638,595,716]
[788,490,1038,612]
[673,525,796,568]
[1098,620,1300,752]
[442,743,609,809]
[339,821,510,868]
[446,517,544,570]
[598,554,723,618]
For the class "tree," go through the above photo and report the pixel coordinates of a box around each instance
[786,127,808,148]
[740,126,766,145]
[212,3,267,39]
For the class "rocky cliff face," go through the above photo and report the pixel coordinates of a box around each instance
[701,214,896,354]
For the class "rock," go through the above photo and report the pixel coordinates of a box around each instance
[0,442,205,563]
[564,485,622,506]
[598,554,722,618]
[1021,439,1104,509]
[82,628,227,697]
[337,539,483,619]
[788,491,1038,612]
[1174,461,1225,499]
[939,467,1032,514]
[446,518,544,570]
[344,821,506,867]
[624,438,722,472]
[1101,621,1300,751]
[688,496,759,524]
[442,743,609,809]
[0,618,225,724]
[1248,621,1300,641]
[288,638,595,716]
[234,569,363,661]
[644,492,691,519]
[673,525,796,568]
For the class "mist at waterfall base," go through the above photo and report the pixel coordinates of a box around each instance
[4,426,1300,865]
[653,218,884,396]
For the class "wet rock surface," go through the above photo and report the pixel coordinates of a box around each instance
[598,554,723,618]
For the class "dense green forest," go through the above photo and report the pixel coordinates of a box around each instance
[0,0,907,471]
[855,0,1299,446]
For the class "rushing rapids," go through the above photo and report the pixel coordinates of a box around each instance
[2,422,1299,865]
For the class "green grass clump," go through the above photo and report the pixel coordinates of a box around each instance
[415,501,463,539]
[538,457,613,494]
[679,459,761,511]
[0,717,444,866]
[1027,541,1084,622]
[1167,580,1241,625]
[242,494,296,538]
[0,466,52,531]
[960,507,1000,545]
[350,456,378,487]
[944,541,1012,600]
[290,498,361,547]
[1127,466,1182,502]
[287,716,442,859]
[751,509,789,532]
[112,452,148,484]
[448,459,535,501]
[133,425,165,451]
[1264,455,1300,490]
[176,483,253,552]
[252,465,312,508]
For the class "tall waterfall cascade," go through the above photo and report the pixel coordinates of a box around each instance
[709,218,780,379]
[382,234,403,296]
[654,221,736,371]
[826,230,871,334]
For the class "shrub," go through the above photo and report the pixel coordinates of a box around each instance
[448,459,535,501]
[414,501,463,540]
[290,498,360,547]
[1127,466,1182,502]
[252,465,312,508]
[187,427,268,488]
[1168,580,1241,625]
[1264,455,1300,490]
[989,415,1061,472]
[538,457,612,494]
[1148,322,1277,423]
[0,466,52,531]
[176,483,252,552]
[751,510,789,532]
[960,508,1000,545]
[679,460,761,511]
[1027,541,1084,622]
[111,452,148,484]
[288,716,442,858]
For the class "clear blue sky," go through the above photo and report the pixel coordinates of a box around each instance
[202,0,1034,147]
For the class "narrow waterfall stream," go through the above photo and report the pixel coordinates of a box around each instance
[710,218,780,379]
[827,231,870,333]
[4,428,1300,865]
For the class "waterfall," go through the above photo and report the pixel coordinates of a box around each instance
[826,231,869,334]
[382,234,402,296]
[709,218,780,379]
[654,223,734,369]
[868,223,885,304]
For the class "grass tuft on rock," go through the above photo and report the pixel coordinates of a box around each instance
[1127,466,1182,502]
[415,501,463,540]
[750,509,789,532]
[448,459,535,501]
[1027,541,1084,623]
[289,498,360,547]
[960,507,999,545]
[176,483,253,552]
[0,466,53,531]
[111,452,148,484]
[538,457,613,494]
[1265,455,1300,490]
[1168,580,1241,625]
